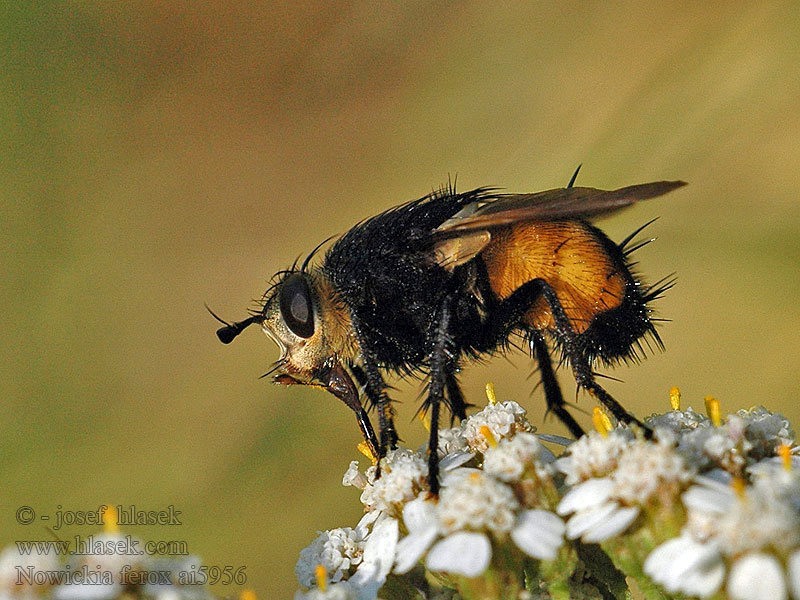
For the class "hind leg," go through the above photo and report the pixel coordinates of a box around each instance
[445,367,470,424]
[490,278,648,433]
[535,283,649,433]
[529,332,585,438]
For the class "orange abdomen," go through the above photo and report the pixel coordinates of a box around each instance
[480,222,627,333]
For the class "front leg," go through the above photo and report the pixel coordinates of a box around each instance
[350,314,398,470]
[425,300,456,496]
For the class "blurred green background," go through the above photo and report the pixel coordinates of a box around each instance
[2,2,799,597]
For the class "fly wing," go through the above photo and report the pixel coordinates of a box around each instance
[434,181,687,238]
[428,181,685,270]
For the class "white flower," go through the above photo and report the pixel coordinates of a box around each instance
[393,496,439,575]
[426,531,491,577]
[0,544,60,596]
[612,438,693,504]
[437,470,518,534]
[294,581,358,600]
[651,406,795,475]
[644,534,724,598]
[555,430,633,485]
[432,426,470,457]
[727,553,786,600]
[483,432,549,482]
[394,472,564,576]
[342,461,369,489]
[682,475,736,515]
[706,470,800,556]
[736,406,794,461]
[558,439,691,542]
[359,449,428,516]
[295,528,365,588]
[647,465,800,598]
[646,407,709,432]
[509,509,566,560]
[296,514,397,600]
[558,478,640,543]
[461,401,531,452]
[347,516,398,600]
[748,455,800,482]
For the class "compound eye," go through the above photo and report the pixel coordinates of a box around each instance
[279,273,314,338]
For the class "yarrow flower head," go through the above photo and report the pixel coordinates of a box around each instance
[460,400,531,452]
[393,468,565,577]
[429,426,470,457]
[295,526,366,588]
[355,448,428,517]
[295,512,398,600]
[483,431,553,483]
[558,435,693,543]
[554,429,634,486]
[300,389,800,600]
[646,440,800,598]
[647,404,794,476]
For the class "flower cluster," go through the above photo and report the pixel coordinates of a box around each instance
[556,432,693,542]
[298,397,567,598]
[645,458,800,598]
[296,391,800,600]
[648,405,794,476]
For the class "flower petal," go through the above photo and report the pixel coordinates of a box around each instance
[557,478,614,515]
[682,561,725,599]
[581,506,639,542]
[425,532,491,577]
[349,518,398,600]
[439,451,474,471]
[401,496,437,533]
[788,550,800,600]
[354,510,381,538]
[727,553,787,600]
[682,477,735,514]
[393,527,439,574]
[564,500,618,540]
[645,536,691,589]
[645,535,723,596]
[510,509,564,560]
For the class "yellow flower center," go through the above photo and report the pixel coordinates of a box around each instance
[592,407,613,437]
[779,443,793,472]
[704,396,722,427]
[315,564,327,591]
[669,386,681,410]
[485,382,497,405]
[479,425,498,448]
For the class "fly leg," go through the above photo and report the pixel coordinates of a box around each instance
[351,315,399,473]
[445,366,469,423]
[491,278,648,434]
[530,332,585,438]
[535,282,650,434]
[424,300,456,496]
[477,279,584,437]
